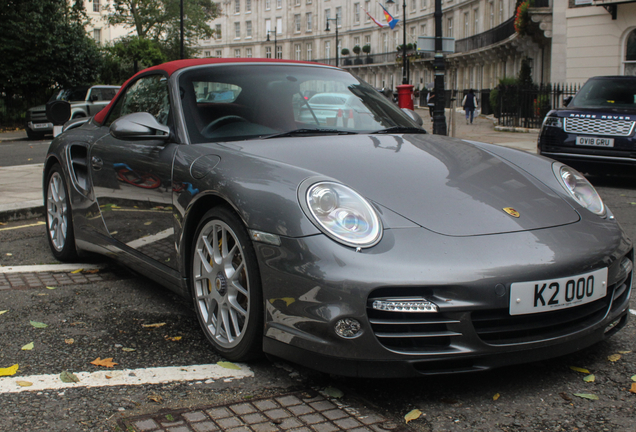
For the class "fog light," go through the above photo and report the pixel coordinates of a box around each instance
[372,299,438,312]
[334,318,362,339]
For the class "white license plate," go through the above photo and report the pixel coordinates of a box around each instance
[32,123,52,130]
[576,136,614,147]
[509,268,608,315]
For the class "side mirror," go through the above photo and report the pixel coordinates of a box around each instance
[110,112,171,140]
[563,96,573,107]
[401,108,424,127]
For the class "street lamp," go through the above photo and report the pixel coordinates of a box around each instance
[432,0,447,135]
[180,0,184,59]
[266,27,278,59]
[324,16,339,67]
[385,0,407,84]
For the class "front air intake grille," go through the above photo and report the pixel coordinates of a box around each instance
[564,118,635,137]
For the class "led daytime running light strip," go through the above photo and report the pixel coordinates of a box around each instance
[372,299,438,312]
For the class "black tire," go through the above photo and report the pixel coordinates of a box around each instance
[44,164,78,261]
[191,206,263,361]
[26,128,45,140]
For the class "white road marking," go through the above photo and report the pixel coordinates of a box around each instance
[0,264,103,274]
[126,228,174,249]
[0,364,253,394]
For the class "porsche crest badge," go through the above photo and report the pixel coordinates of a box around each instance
[503,207,520,218]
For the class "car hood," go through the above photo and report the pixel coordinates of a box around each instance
[238,133,580,236]
[550,107,636,119]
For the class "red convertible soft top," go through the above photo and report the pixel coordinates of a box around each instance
[93,58,331,125]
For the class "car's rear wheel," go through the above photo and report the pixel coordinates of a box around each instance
[191,207,263,361]
[45,164,78,261]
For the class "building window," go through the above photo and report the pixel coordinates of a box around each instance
[420,24,426,36]
[216,49,223,57]
[489,2,494,30]
[498,0,503,25]
[306,13,313,31]
[277,0,282,8]
[365,35,371,45]
[464,12,469,38]
[325,41,331,59]
[325,8,331,23]
[625,29,636,75]
[446,17,453,38]
[382,33,388,53]
[93,28,101,42]
[295,44,302,60]
[410,26,416,42]
[277,17,282,33]
[295,14,301,32]
[307,43,312,60]
[365,1,371,21]
[354,36,360,47]
[266,46,272,58]
[246,21,252,37]
[234,22,241,38]
[246,0,251,12]
[246,47,253,58]
[235,49,241,58]
[93,0,100,12]
[474,9,479,35]
[336,7,342,26]
[307,0,312,3]
[235,0,240,13]
[266,0,271,10]
[421,0,427,9]
[354,3,360,24]
[204,50,211,57]
[276,45,282,59]
[295,0,300,5]
[411,0,416,12]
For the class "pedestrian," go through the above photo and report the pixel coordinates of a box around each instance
[427,90,435,120]
[462,89,477,124]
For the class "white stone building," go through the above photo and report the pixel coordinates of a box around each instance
[81,0,131,44]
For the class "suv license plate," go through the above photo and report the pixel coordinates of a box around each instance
[576,136,614,147]
[509,268,608,315]
[32,123,52,130]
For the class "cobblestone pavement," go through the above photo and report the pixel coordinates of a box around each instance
[119,391,410,432]
[0,266,134,290]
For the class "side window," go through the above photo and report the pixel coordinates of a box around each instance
[105,75,170,126]
[102,88,118,101]
[88,89,101,101]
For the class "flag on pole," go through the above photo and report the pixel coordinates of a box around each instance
[379,3,400,29]
[363,7,388,28]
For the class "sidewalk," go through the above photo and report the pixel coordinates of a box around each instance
[0,119,539,222]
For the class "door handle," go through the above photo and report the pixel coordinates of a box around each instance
[91,156,103,170]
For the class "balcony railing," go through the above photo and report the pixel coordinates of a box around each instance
[454,17,516,53]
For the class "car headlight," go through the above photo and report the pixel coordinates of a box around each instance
[553,164,605,216]
[301,180,382,248]
[542,115,563,129]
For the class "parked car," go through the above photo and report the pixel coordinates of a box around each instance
[44,59,632,377]
[538,76,636,175]
[297,92,376,127]
[25,85,120,139]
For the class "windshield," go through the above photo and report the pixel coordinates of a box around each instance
[48,88,89,103]
[570,79,636,108]
[179,64,421,143]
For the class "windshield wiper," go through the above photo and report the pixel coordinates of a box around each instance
[371,126,427,134]
[263,128,359,139]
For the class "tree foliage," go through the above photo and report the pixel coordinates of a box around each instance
[106,0,219,52]
[0,0,102,109]
[100,37,167,84]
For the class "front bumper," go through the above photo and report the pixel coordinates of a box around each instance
[27,121,54,133]
[256,222,633,377]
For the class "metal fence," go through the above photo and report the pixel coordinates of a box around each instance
[455,17,516,54]
[495,83,581,129]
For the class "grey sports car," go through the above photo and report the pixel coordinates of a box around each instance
[44,59,633,377]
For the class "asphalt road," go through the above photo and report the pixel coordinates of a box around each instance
[0,176,635,432]
[0,138,51,167]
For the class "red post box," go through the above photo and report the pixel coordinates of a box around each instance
[396,84,414,110]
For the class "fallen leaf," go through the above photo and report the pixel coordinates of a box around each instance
[559,392,572,401]
[608,354,621,362]
[30,321,48,328]
[144,221,152,225]
[141,323,166,328]
[0,364,19,376]
[630,383,636,394]
[165,336,182,342]
[569,366,590,374]
[493,393,501,401]
[16,381,33,387]
[148,394,163,403]
[618,351,631,354]
[217,361,241,370]
[105,375,112,379]
[90,357,118,368]
[65,339,74,344]
[71,268,83,274]
[21,342,34,351]
[404,409,422,424]
[122,347,136,352]
[323,386,344,399]
[60,371,80,383]
[6,253,12,256]
[0,310,7,315]
[632,375,636,382]
[165,414,174,421]
[583,374,595,383]
[573,393,599,400]
[46,286,57,290]
[83,269,99,274]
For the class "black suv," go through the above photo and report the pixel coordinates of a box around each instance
[538,76,636,175]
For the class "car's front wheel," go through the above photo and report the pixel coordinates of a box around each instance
[45,164,77,261]
[191,207,263,361]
